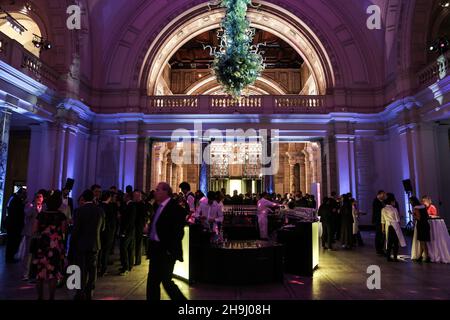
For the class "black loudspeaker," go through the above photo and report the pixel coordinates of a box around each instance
[402,179,413,193]
[64,178,75,191]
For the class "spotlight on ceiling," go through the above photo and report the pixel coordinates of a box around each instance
[0,8,28,34]
[439,1,450,8]
[429,37,449,54]
[32,34,52,51]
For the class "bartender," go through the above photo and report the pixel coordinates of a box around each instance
[257,192,281,240]
[421,195,439,218]
[195,191,223,233]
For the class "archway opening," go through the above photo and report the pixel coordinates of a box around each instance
[141,2,334,96]
[160,28,313,95]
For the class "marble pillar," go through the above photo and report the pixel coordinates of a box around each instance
[118,135,138,190]
[0,106,12,230]
[335,135,357,196]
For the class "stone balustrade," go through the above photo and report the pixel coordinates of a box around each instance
[146,95,328,114]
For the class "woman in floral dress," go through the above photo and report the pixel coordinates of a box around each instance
[32,190,67,300]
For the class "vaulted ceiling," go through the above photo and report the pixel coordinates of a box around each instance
[0,0,447,105]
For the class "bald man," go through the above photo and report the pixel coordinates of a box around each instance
[146,182,187,301]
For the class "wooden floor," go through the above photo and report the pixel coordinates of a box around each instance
[1,231,449,300]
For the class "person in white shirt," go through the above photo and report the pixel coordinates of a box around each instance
[179,182,196,215]
[381,196,406,262]
[257,192,280,240]
[195,191,223,233]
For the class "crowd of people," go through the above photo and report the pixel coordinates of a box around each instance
[372,190,439,262]
[4,185,156,300]
[316,192,364,251]
[2,181,442,300]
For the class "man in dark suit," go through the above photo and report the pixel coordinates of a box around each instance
[318,197,333,250]
[71,189,105,300]
[133,190,150,266]
[372,190,386,255]
[119,195,136,275]
[146,182,187,301]
[5,188,27,263]
[98,191,118,276]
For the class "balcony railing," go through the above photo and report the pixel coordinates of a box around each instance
[0,32,59,87]
[146,95,329,114]
[417,52,450,87]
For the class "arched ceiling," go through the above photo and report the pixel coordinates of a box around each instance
[1,0,446,105]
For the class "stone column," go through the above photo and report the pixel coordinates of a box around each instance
[300,154,306,193]
[166,156,172,187]
[61,125,79,187]
[323,135,338,196]
[161,148,168,183]
[289,162,296,193]
[118,134,138,190]
[287,152,301,194]
[26,124,43,199]
[0,105,12,230]
[135,136,149,191]
[335,135,357,196]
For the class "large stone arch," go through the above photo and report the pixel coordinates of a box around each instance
[100,0,394,96]
[138,1,335,95]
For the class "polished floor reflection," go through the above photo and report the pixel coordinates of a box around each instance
[1,231,449,300]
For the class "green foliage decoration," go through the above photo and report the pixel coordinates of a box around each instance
[206,0,265,98]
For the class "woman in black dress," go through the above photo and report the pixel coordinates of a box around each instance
[32,191,67,300]
[340,194,354,249]
[411,197,430,262]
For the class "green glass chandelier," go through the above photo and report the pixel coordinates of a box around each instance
[206,0,266,98]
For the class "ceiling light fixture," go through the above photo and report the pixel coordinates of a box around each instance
[32,34,52,51]
[429,37,449,55]
[0,7,28,35]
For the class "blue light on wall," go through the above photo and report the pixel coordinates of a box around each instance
[200,161,208,195]
[265,175,274,194]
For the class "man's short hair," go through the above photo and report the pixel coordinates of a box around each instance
[82,189,95,202]
[179,182,191,191]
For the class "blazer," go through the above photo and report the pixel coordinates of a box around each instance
[71,203,105,252]
[149,198,186,262]
[120,201,136,237]
[372,198,385,224]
